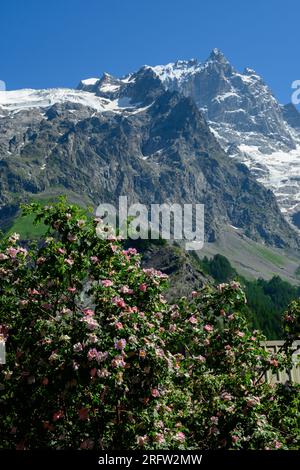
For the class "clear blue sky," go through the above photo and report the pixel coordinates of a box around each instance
[1,0,299,104]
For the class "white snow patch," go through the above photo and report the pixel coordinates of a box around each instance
[238,143,300,216]
[0,89,108,112]
[81,78,99,86]
[149,60,202,84]
[99,83,121,93]
[0,89,149,115]
[213,92,239,102]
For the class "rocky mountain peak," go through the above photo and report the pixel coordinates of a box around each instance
[207,48,230,64]
[1,50,300,247]
[243,67,258,76]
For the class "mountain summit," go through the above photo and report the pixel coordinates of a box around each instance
[207,48,230,64]
[146,52,300,227]
[0,50,300,250]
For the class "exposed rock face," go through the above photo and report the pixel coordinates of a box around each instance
[282,103,300,130]
[149,49,295,151]
[140,244,209,300]
[0,64,299,249]
[148,50,300,228]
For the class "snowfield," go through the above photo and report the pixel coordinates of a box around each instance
[0,88,145,114]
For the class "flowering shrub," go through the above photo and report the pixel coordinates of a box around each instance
[0,199,299,449]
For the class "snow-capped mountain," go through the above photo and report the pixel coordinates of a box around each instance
[0,65,297,251]
[1,50,300,249]
[146,49,300,228]
[76,49,300,228]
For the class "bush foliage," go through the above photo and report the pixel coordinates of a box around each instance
[0,200,299,449]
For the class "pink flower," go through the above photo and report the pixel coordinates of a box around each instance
[195,355,206,363]
[175,431,185,442]
[155,348,165,358]
[97,368,110,378]
[57,248,66,255]
[112,297,126,308]
[246,396,260,407]
[87,348,99,361]
[151,388,160,398]
[87,349,108,363]
[87,333,98,343]
[90,256,99,264]
[139,283,147,292]
[53,410,64,422]
[127,247,137,255]
[284,315,294,323]
[0,253,8,260]
[115,322,123,330]
[122,248,137,256]
[171,311,180,319]
[120,285,133,294]
[68,287,77,293]
[231,281,240,289]
[236,331,245,338]
[64,258,74,266]
[82,316,99,330]
[114,338,127,350]
[269,358,279,367]
[111,356,126,368]
[67,233,77,242]
[143,268,168,279]
[188,316,198,324]
[154,433,165,444]
[137,435,148,446]
[191,291,198,298]
[6,247,18,258]
[78,408,89,421]
[28,288,40,296]
[73,343,83,352]
[204,324,213,332]
[210,416,219,424]
[49,351,59,362]
[83,308,94,316]
[221,392,233,402]
[217,283,226,292]
[101,279,114,287]
[127,306,139,314]
[232,435,239,444]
